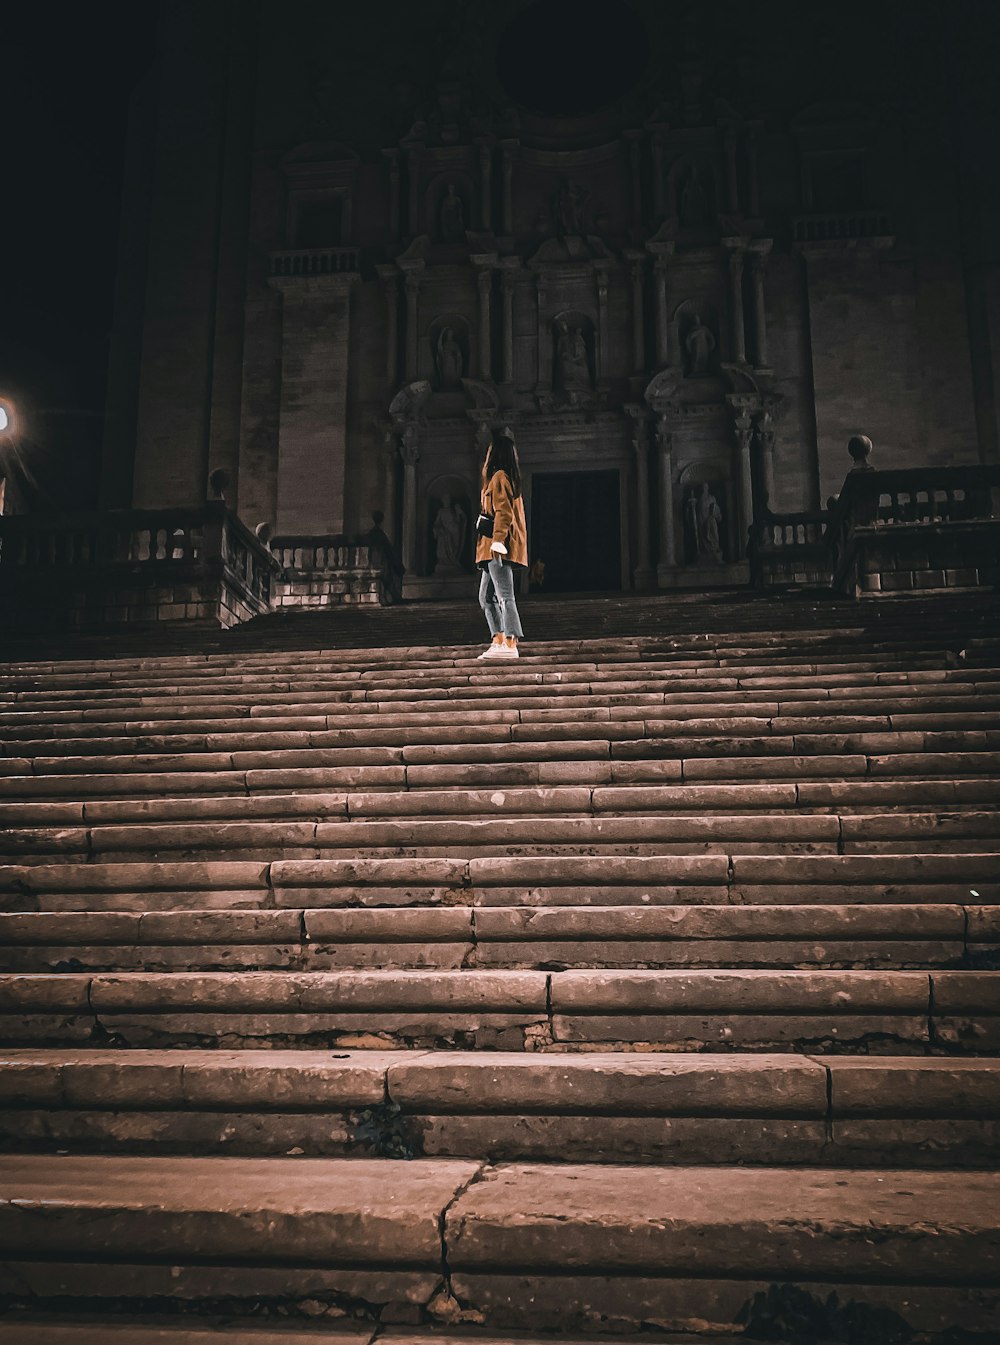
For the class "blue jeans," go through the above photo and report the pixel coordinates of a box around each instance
[479,559,524,639]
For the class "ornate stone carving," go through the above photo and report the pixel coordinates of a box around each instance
[435,326,465,388]
[432,494,467,572]
[553,315,594,403]
[439,183,466,243]
[683,312,717,378]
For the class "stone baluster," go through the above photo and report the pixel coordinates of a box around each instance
[724,240,747,364]
[595,266,609,382]
[626,251,645,373]
[402,266,422,381]
[475,265,493,379]
[626,406,654,589]
[749,240,772,370]
[655,416,676,573]
[399,423,421,572]
[478,143,493,231]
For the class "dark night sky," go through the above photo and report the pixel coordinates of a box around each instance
[1,0,157,420]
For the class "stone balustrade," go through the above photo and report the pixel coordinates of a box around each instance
[751,452,1000,597]
[792,211,892,244]
[0,502,279,630]
[269,533,388,608]
[267,247,360,278]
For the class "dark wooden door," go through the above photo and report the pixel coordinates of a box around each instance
[530,469,621,592]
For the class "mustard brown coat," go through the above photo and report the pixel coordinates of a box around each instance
[475,469,528,569]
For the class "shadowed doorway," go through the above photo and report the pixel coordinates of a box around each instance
[530,469,621,592]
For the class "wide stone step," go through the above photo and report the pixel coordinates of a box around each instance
[0,1154,996,1335]
[3,853,998,912]
[2,1049,998,1167]
[1,968,995,1052]
[0,902,986,971]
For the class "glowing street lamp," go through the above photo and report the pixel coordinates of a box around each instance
[0,398,14,435]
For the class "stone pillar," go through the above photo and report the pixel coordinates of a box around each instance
[402,266,422,381]
[626,405,654,588]
[724,128,740,213]
[733,408,754,556]
[755,411,776,511]
[749,240,772,370]
[501,141,516,233]
[382,150,401,238]
[478,143,493,231]
[655,416,676,573]
[406,147,421,237]
[399,423,421,572]
[652,133,666,219]
[654,260,670,367]
[747,125,762,217]
[595,266,610,381]
[626,251,645,373]
[376,265,399,384]
[382,439,397,539]
[476,266,493,378]
[625,130,643,225]
[725,241,747,364]
[500,261,517,384]
[268,271,358,535]
[535,274,550,388]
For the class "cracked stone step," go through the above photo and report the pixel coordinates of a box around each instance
[0,1155,996,1334]
[2,1049,997,1167]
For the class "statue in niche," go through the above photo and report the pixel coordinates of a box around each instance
[435,326,464,388]
[684,482,724,563]
[439,183,465,243]
[680,168,709,226]
[555,319,591,395]
[684,314,716,378]
[432,493,466,572]
[554,181,588,236]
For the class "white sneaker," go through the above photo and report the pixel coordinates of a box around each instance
[493,643,519,658]
[477,643,504,659]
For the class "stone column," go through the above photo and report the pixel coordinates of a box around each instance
[652,132,666,219]
[399,423,421,572]
[654,260,669,367]
[478,143,493,231]
[500,260,517,384]
[624,130,643,225]
[755,411,776,511]
[749,240,772,370]
[655,416,676,574]
[626,251,645,373]
[500,140,517,233]
[594,266,610,382]
[475,266,493,378]
[724,127,740,213]
[401,265,423,382]
[382,150,401,238]
[535,274,550,388]
[747,124,762,217]
[381,427,397,539]
[268,270,358,536]
[733,408,754,556]
[724,241,747,364]
[376,265,399,384]
[626,406,654,589]
[406,146,421,237]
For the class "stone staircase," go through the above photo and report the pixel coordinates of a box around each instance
[1,594,999,1342]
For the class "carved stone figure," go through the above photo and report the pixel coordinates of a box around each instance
[555,319,591,394]
[435,327,464,387]
[697,482,724,562]
[554,181,588,236]
[684,315,716,378]
[439,183,465,243]
[432,493,466,572]
[680,169,709,226]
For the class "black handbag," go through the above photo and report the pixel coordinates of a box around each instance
[476,512,494,538]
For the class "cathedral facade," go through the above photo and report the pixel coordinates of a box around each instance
[101,0,997,594]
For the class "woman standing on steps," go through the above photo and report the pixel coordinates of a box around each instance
[476,426,528,659]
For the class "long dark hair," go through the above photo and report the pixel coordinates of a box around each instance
[482,427,521,498]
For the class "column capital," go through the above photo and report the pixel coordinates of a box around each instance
[748,238,773,262]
